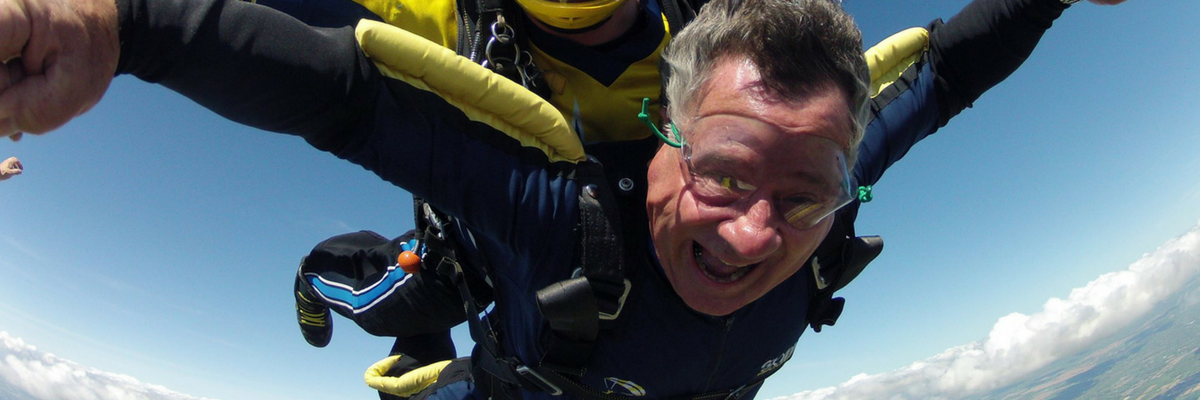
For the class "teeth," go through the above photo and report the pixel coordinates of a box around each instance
[693,242,755,283]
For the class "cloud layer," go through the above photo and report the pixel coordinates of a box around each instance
[779,222,1200,400]
[0,332,214,400]
[5,220,1199,400]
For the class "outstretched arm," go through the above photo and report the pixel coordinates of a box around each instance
[854,0,1126,189]
[0,0,584,261]
[116,0,379,143]
[0,0,379,142]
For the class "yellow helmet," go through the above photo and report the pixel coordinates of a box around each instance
[514,0,629,31]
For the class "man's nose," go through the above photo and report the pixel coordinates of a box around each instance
[718,198,782,262]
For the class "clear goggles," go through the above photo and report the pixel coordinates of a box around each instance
[673,115,856,230]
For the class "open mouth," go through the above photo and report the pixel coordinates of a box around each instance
[693,242,758,283]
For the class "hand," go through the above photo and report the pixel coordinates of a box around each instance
[0,0,120,139]
[0,156,21,180]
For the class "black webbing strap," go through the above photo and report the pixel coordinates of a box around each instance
[536,161,628,375]
[868,52,926,124]
[512,362,771,400]
[805,235,883,332]
[804,212,884,332]
[658,0,696,36]
[411,199,501,367]
[421,209,527,393]
[574,162,627,297]
[453,160,639,399]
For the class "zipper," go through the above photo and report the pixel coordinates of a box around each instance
[701,316,736,391]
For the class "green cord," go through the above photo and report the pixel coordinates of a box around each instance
[638,98,684,148]
[857,185,873,203]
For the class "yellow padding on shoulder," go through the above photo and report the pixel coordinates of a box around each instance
[355,20,586,163]
[865,27,929,99]
[364,355,453,397]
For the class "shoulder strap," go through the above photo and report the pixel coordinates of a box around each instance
[534,160,629,374]
[425,160,633,399]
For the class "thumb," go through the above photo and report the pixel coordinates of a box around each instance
[0,67,62,135]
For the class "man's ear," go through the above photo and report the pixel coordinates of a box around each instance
[652,106,670,152]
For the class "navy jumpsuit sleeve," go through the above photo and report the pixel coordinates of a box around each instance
[114,0,581,266]
[854,0,1070,189]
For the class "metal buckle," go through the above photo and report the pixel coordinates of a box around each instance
[810,256,829,290]
[516,366,563,396]
[598,279,632,321]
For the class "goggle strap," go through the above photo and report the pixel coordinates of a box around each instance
[857,185,873,203]
[638,98,684,148]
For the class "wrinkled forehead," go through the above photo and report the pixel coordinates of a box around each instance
[684,113,850,162]
[687,75,857,149]
[684,114,851,187]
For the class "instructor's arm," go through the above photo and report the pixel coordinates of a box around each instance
[0,0,378,143]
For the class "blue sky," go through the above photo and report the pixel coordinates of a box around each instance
[1,1,1198,399]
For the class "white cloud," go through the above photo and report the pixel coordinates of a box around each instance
[0,332,216,400]
[778,221,1200,400]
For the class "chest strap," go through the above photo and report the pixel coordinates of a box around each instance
[475,350,773,400]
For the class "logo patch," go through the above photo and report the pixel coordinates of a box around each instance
[604,377,646,397]
[758,345,795,376]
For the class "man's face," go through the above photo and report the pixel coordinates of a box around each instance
[646,56,855,316]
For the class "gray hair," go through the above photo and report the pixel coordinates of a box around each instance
[661,0,870,164]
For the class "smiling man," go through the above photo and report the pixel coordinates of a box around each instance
[642,2,868,320]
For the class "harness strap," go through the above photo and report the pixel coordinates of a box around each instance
[658,0,695,36]
[431,236,528,394]
[536,161,628,375]
[804,211,884,332]
[868,52,926,123]
[473,354,772,400]
[432,161,633,397]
